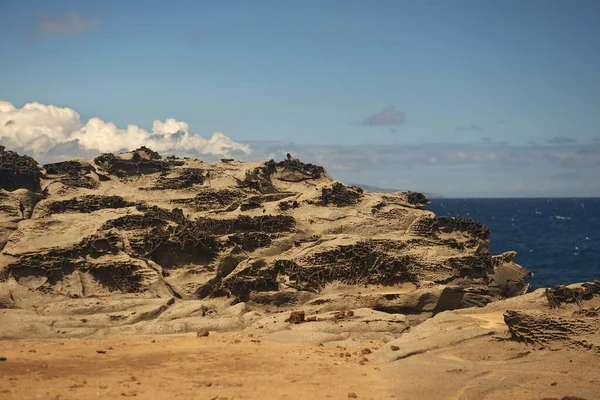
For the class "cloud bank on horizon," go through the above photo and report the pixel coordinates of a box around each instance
[255,139,600,198]
[0,100,252,162]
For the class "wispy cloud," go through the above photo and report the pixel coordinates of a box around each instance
[455,123,484,133]
[30,11,99,41]
[362,106,406,127]
[547,136,577,145]
[480,136,507,146]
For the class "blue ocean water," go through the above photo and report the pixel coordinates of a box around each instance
[426,198,600,289]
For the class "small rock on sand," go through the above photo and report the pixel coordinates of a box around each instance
[286,310,305,324]
[196,329,209,337]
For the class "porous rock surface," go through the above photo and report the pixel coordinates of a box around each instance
[503,281,600,351]
[0,147,533,340]
[369,286,600,399]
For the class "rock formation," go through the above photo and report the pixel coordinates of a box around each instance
[503,281,600,351]
[3,146,599,399]
[0,147,533,339]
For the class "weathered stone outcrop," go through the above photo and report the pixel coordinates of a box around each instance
[0,151,46,253]
[1,231,164,297]
[93,147,170,177]
[318,182,363,207]
[504,309,600,351]
[44,159,96,176]
[271,154,325,182]
[141,168,206,190]
[545,281,600,308]
[171,188,247,211]
[0,146,532,339]
[0,150,42,192]
[40,195,133,216]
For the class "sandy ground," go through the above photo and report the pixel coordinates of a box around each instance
[0,332,395,400]
[382,334,599,400]
[1,325,599,400]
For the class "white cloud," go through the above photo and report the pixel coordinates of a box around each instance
[152,119,189,135]
[363,106,406,127]
[0,100,251,160]
[32,11,99,40]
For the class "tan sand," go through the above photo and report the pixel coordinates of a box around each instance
[0,332,395,400]
[2,323,597,400]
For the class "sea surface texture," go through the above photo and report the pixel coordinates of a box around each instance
[427,198,600,289]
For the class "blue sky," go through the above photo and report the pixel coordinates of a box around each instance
[1,0,599,197]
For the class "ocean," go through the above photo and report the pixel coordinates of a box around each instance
[426,198,600,289]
